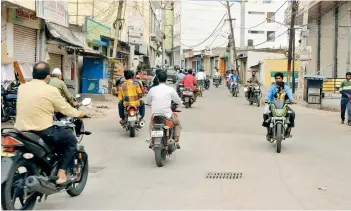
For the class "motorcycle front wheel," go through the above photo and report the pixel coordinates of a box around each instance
[276,124,283,153]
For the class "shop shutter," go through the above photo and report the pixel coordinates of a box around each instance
[13,24,37,64]
[48,53,63,72]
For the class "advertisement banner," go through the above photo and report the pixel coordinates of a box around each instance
[85,17,111,42]
[128,15,144,45]
[36,0,69,27]
[8,8,40,29]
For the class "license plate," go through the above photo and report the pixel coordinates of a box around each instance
[244,88,248,92]
[272,117,285,120]
[128,116,137,121]
[184,97,189,102]
[183,92,193,96]
[151,130,164,137]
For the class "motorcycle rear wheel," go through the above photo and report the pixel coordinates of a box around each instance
[129,126,136,137]
[1,159,38,210]
[154,147,166,167]
[276,125,283,153]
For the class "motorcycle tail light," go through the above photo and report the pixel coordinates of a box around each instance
[1,136,23,152]
[128,108,136,116]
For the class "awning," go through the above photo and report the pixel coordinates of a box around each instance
[250,62,261,69]
[46,21,102,57]
[46,21,86,48]
[304,74,327,80]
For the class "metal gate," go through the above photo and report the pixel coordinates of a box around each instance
[13,24,37,64]
[48,53,63,72]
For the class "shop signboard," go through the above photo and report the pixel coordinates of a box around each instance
[36,0,69,27]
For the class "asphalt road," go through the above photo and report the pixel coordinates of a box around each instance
[30,84,351,210]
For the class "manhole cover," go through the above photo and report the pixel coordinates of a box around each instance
[89,166,105,173]
[206,172,242,179]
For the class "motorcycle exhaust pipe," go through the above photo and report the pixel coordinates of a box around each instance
[25,176,58,195]
[139,121,145,127]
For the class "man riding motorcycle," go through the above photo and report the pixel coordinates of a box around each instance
[229,70,240,89]
[245,71,260,98]
[146,71,183,149]
[262,72,296,139]
[118,70,145,125]
[196,69,206,90]
[181,69,200,99]
[49,68,78,107]
[15,62,86,185]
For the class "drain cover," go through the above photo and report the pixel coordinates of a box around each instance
[89,166,105,173]
[206,172,242,179]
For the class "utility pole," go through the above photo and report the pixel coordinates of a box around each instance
[109,0,124,94]
[297,1,309,99]
[76,0,78,24]
[162,3,166,68]
[226,1,239,72]
[92,0,95,19]
[287,0,297,87]
[346,9,351,72]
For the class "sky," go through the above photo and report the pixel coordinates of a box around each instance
[180,0,288,51]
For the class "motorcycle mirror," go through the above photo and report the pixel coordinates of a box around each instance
[81,98,92,106]
[76,94,81,98]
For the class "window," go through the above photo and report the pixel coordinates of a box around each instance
[267,12,275,23]
[248,39,254,47]
[248,30,265,34]
[267,31,275,42]
[248,11,265,15]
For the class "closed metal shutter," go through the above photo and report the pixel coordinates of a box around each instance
[13,24,37,64]
[48,53,63,72]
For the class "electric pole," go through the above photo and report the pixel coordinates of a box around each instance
[109,0,124,94]
[162,2,166,68]
[287,0,297,87]
[226,1,239,72]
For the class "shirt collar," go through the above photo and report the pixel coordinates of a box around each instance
[31,79,47,84]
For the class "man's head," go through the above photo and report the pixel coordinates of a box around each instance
[158,71,167,83]
[274,72,284,83]
[188,69,193,75]
[179,69,183,74]
[231,69,234,74]
[32,62,51,82]
[51,68,62,80]
[155,68,162,76]
[124,70,134,80]
[346,72,351,81]
[252,71,256,77]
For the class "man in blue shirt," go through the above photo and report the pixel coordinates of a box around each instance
[262,72,296,138]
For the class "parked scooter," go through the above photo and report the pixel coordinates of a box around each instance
[1,97,92,210]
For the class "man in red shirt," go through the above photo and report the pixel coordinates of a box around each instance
[181,69,200,99]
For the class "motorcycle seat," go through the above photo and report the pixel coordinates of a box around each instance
[20,132,51,152]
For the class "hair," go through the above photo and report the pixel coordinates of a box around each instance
[155,69,162,76]
[32,62,50,80]
[346,72,351,76]
[124,70,134,80]
[188,69,193,74]
[179,69,183,74]
[158,71,167,83]
[274,72,284,79]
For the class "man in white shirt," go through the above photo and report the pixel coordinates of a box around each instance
[146,71,183,148]
[196,69,206,81]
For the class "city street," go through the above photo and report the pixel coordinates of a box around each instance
[32,85,351,210]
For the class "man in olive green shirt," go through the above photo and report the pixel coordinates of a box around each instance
[15,62,85,185]
[49,68,78,106]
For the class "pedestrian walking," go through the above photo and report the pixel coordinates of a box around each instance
[339,72,351,125]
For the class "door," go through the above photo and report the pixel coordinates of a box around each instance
[48,53,63,72]
[13,24,37,64]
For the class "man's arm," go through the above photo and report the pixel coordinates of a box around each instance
[50,88,82,117]
[265,85,274,102]
[60,81,74,103]
[145,88,153,105]
[284,86,294,101]
[171,89,182,105]
[118,86,123,101]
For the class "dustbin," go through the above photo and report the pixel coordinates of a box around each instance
[303,75,326,104]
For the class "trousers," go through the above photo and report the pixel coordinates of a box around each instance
[341,99,351,123]
[35,126,77,170]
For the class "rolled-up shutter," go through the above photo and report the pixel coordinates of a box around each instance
[13,24,37,64]
[48,53,63,72]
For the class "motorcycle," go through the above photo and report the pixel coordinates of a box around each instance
[148,102,180,167]
[1,82,19,122]
[177,83,185,98]
[229,81,239,97]
[182,88,195,108]
[213,76,221,88]
[1,97,92,210]
[245,83,261,107]
[266,99,293,153]
[204,76,210,90]
[121,106,144,137]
